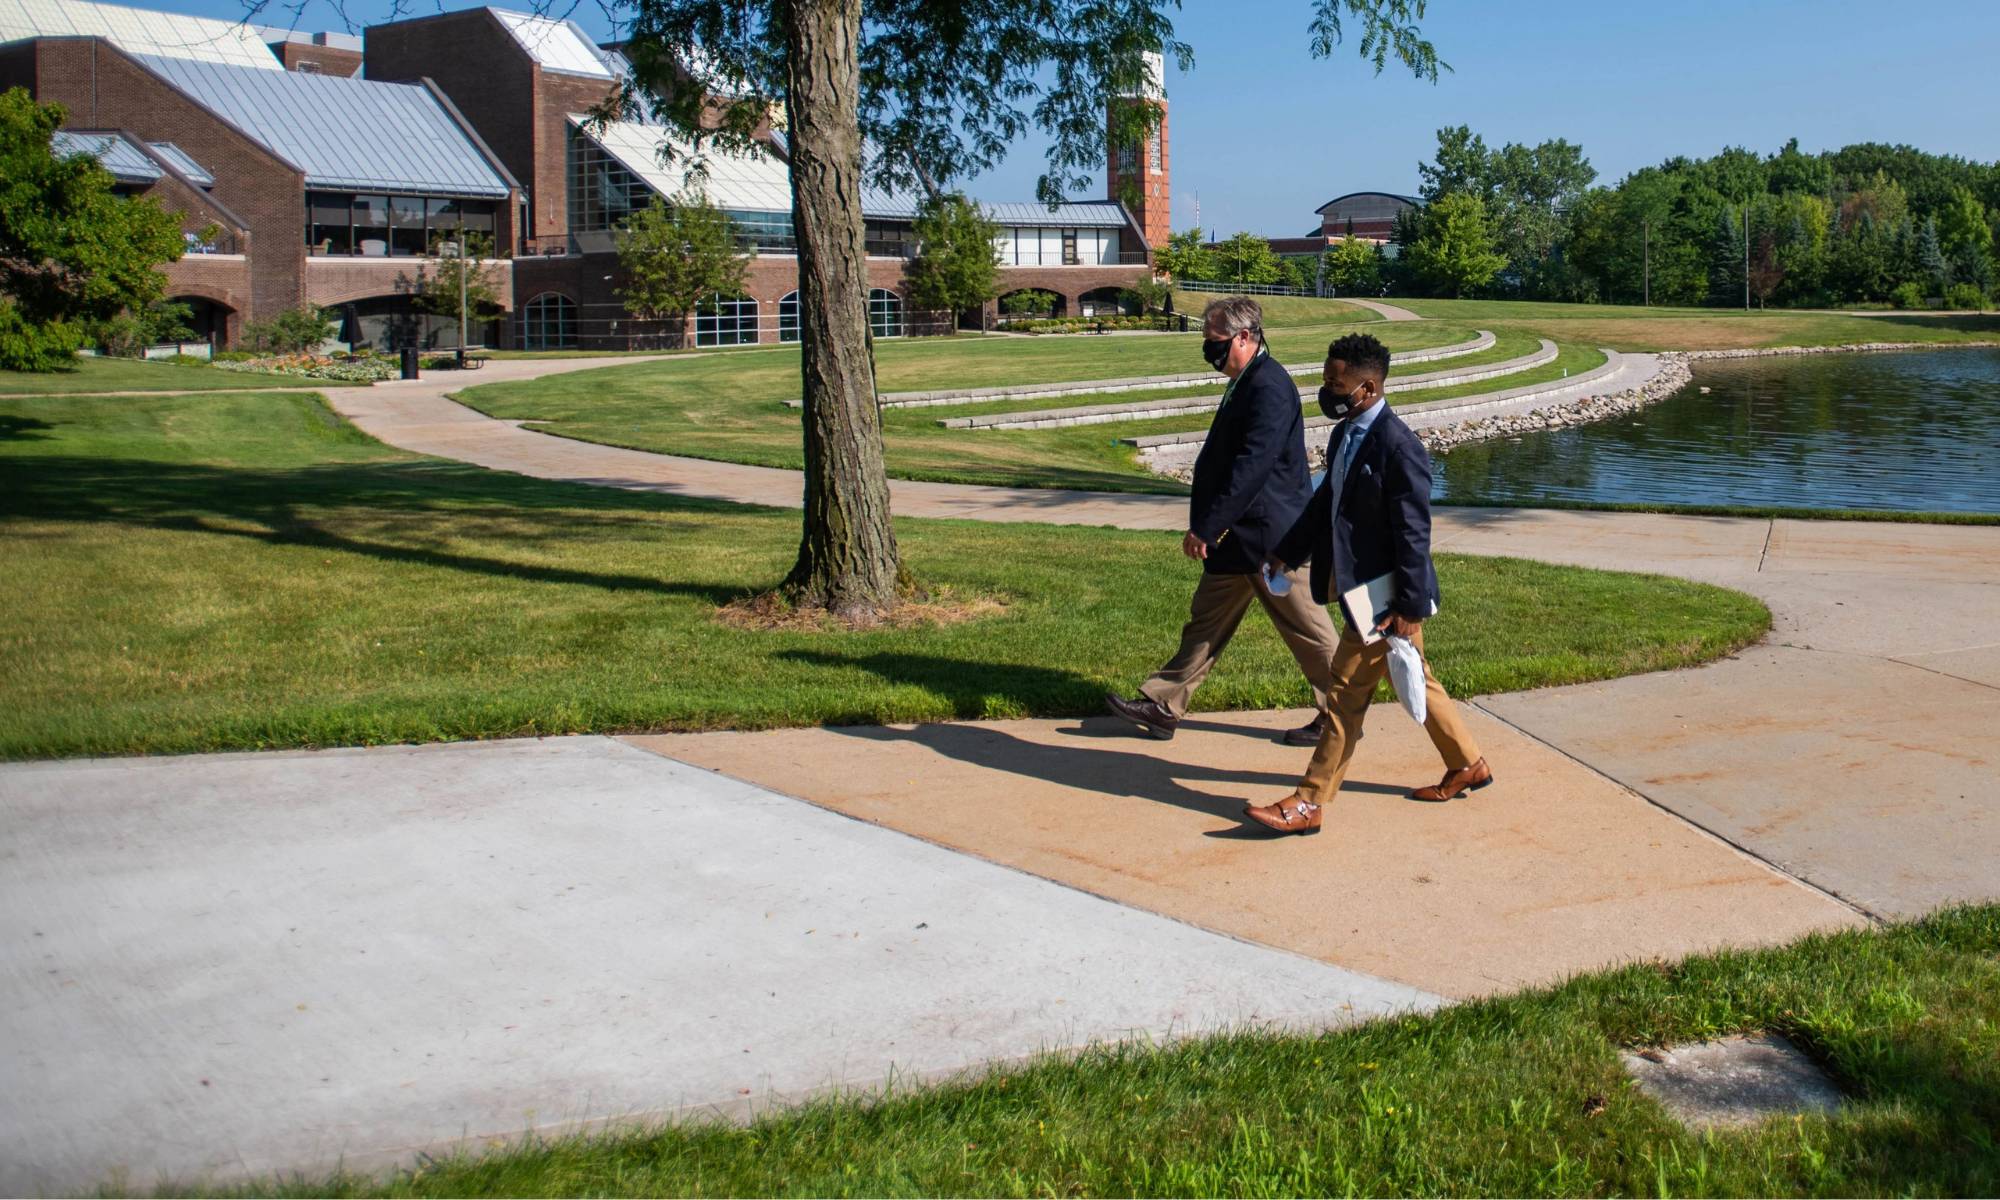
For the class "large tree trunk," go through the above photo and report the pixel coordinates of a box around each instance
[780,0,900,619]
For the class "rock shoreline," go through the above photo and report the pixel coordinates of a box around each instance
[1413,339,2000,461]
[1149,339,2000,480]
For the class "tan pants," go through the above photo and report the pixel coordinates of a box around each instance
[1139,567,1341,718]
[1293,623,1483,806]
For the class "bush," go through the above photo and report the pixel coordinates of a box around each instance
[1889,281,1927,310]
[999,289,1058,316]
[90,312,150,357]
[242,306,337,354]
[1943,283,1990,311]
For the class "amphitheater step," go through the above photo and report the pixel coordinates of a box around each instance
[778,331,1498,411]
[946,338,1554,433]
[1128,356,1624,454]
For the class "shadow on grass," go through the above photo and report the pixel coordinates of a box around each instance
[0,453,755,601]
[0,415,53,440]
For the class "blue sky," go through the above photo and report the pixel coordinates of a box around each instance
[189,0,1999,235]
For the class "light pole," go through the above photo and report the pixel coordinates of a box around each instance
[439,239,469,367]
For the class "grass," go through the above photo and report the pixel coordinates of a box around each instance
[1388,298,2000,354]
[0,355,368,395]
[184,904,2000,1197]
[454,323,1495,494]
[0,391,1769,760]
[1176,290,1384,328]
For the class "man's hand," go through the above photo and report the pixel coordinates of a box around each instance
[1182,530,1209,560]
[1375,611,1422,639]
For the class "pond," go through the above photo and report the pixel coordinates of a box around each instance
[1431,347,2000,515]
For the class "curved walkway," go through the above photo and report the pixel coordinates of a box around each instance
[330,357,2000,929]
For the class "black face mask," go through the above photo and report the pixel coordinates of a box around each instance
[1318,383,1367,420]
[1201,335,1233,371]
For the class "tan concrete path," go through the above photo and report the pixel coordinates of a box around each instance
[325,357,2000,955]
[1342,297,1423,321]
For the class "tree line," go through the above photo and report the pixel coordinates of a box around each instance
[1385,127,1998,308]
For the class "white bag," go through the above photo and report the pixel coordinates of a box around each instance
[1386,635,1427,726]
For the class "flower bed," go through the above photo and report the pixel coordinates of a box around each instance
[212,353,399,383]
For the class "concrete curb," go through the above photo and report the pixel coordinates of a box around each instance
[1123,346,1614,449]
[947,338,1551,433]
[780,332,1500,412]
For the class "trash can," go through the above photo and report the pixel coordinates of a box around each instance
[399,347,419,380]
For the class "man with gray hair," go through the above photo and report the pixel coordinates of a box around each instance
[1105,296,1339,745]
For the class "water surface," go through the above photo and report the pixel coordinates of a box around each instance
[1431,348,2000,514]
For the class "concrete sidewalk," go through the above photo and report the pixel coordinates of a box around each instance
[0,737,1432,1194]
[325,367,2000,922]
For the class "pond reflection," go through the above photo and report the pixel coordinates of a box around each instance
[1432,348,2000,514]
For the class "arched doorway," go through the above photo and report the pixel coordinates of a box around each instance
[695,293,759,346]
[778,291,800,343]
[165,295,233,351]
[520,292,578,351]
[996,288,1063,325]
[1076,286,1137,317]
[867,287,904,338]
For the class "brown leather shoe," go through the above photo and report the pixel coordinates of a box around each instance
[1243,796,1323,836]
[1408,757,1494,802]
[1104,694,1179,740]
[1281,713,1329,746]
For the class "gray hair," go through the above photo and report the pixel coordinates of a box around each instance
[1202,295,1264,340]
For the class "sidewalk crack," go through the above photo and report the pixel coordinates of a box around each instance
[1469,699,1883,925]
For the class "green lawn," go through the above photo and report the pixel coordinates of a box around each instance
[0,355,367,395]
[454,323,1494,493]
[0,391,1768,760]
[1388,299,2000,353]
[189,905,2000,1198]
[1176,290,1383,328]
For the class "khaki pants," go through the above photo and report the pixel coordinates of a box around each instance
[1293,623,1482,807]
[1139,567,1341,718]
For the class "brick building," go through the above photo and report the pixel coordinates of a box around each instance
[3,0,1157,350]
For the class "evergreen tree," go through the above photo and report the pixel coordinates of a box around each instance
[1917,217,1950,297]
[1708,204,1745,307]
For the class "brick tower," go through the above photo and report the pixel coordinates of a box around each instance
[1105,50,1169,249]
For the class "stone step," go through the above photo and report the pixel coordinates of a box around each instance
[779,331,1497,410]
[1121,349,1622,449]
[947,339,1555,433]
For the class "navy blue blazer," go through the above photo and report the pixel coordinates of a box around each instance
[1187,350,1314,576]
[1273,404,1442,625]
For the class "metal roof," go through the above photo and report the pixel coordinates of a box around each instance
[576,118,1126,228]
[490,9,619,78]
[137,54,512,197]
[147,141,214,186]
[982,201,1130,229]
[1313,191,1423,214]
[578,116,793,211]
[51,130,161,183]
[0,0,280,68]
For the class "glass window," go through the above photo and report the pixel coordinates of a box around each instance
[1147,128,1162,171]
[389,196,426,256]
[868,288,903,339]
[521,292,577,350]
[865,220,913,258]
[778,291,800,343]
[460,200,494,235]
[353,195,389,256]
[695,293,758,347]
[725,209,794,253]
[1117,143,1138,172]
[308,192,351,255]
[1062,228,1079,265]
[567,128,651,233]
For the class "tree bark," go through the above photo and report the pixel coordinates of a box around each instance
[780,0,901,619]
